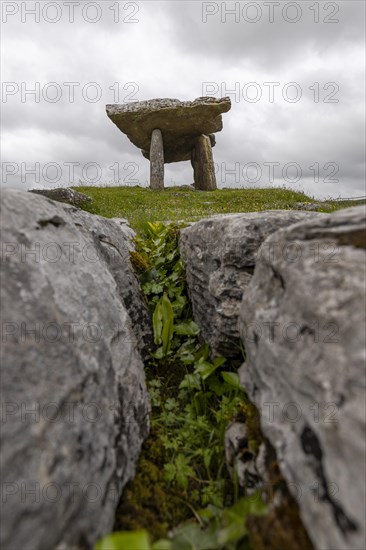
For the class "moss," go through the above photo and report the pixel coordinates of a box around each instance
[237,395,263,455]
[244,428,314,550]
[246,459,314,550]
[114,427,193,541]
[129,250,150,273]
[247,492,314,550]
[233,393,315,550]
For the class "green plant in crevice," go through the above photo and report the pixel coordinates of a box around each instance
[96,221,267,550]
[153,293,175,357]
[96,491,267,550]
[153,350,244,509]
[95,530,151,550]
[135,222,245,509]
[135,221,187,311]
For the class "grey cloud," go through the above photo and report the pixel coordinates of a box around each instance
[164,1,365,69]
[1,0,365,198]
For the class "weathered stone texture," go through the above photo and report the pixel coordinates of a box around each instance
[192,134,217,190]
[0,190,151,550]
[106,96,231,163]
[180,210,322,358]
[239,205,366,550]
[150,128,164,190]
[29,188,92,207]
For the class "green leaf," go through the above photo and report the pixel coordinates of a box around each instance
[153,301,163,345]
[176,469,191,491]
[161,294,174,355]
[176,350,195,365]
[213,356,226,368]
[194,360,219,381]
[195,343,210,361]
[163,463,177,483]
[172,295,187,309]
[218,492,268,545]
[140,267,157,285]
[95,530,151,550]
[152,346,164,360]
[174,320,200,336]
[221,371,242,389]
[169,522,218,550]
[151,540,172,550]
[179,374,202,391]
[197,505,222,525]
[164,398,178,411]
[202,448,212,471]
[206,374,227,396]
[150,282,165,294]
[152,294,174,356]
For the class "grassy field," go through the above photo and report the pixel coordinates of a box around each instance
[76,185,365,232]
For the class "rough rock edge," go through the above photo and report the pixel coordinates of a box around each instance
[106,96,231,115]
[29,188,92,207]
[239,205,366,550]
[0,190,152,549]
[180,210,324,359]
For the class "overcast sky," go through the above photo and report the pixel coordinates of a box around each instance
[1,0,365,198]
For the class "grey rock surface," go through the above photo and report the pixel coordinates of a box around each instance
[225,421,267,492]
[66,207,153,359]
[29,187,92,207]
[110,218,136,246]
[0,190,151,550]
[180,210,322,358]
[175,185,196,191]
[239,205,366,550]
[150,128,165,189]
[192,134,217,190]
[106,97,231,163]
[295,201,330,211]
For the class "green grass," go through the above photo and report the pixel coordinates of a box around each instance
[76,185,365,232]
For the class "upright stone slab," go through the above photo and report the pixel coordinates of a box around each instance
[192,135,217,190]
[149,129,164,190]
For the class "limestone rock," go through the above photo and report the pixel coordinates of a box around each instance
[174,185,196,191]
[150,128,164,190]
[0,190,151,550]
[110,218,136,245]
[192,134,217,190]
[106,97,231,163]
[63,207,153,359]
[239,205,366,550]
[29,187,92,207]
[180,210,322,358]
[295,201,330,211]
[225,421,267,492]
[224,419,314,549]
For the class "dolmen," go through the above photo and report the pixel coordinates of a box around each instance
[106,97,231,190]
